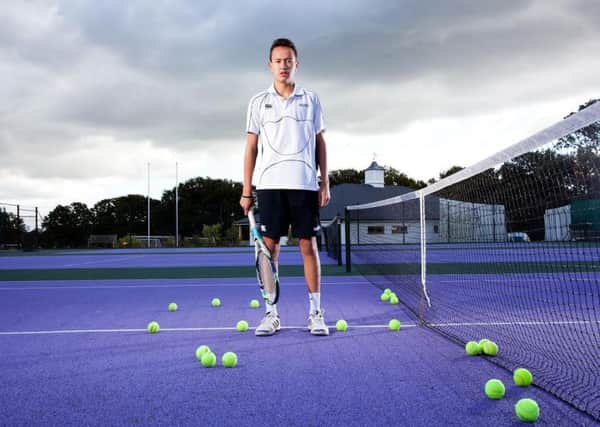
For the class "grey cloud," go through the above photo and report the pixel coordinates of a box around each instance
[1,0,599,184]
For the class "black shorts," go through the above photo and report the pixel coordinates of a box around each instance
[256,190,320,239]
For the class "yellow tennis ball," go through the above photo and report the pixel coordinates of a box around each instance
[389,295,399,305]
[147,321,160,334]
[236,320,249,332]
[484,379,505,400]
[383,288,392,294]
[465,341,482,356]
[336,319,348,332]
[513,368,533,386]
[478,338,490,347]
[168,302,178,312]
[483,341,498,356]
[515,398,539,422]
[221,352,238,368]
[388,319,401,331]
[201,352,217,368]
[195,345,211,361]
[249,299,260,309]
[211,298,221,307]
[380,292,391,302]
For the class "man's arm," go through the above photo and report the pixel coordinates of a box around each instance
[240,132,258,215]
[316,132,330,208]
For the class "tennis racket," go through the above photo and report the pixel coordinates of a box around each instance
[248,207,280,305]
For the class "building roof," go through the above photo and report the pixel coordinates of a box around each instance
[365,161,385,171]
[320,183,440,221]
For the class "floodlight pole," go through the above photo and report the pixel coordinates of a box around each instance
[147,162,151,248]
[175,162,179,248]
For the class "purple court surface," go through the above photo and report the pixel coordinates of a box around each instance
[1,249,599,426]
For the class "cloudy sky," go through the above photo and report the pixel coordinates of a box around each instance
[2,0,599,221]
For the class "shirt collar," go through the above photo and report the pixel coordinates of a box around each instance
[268,83,305,98]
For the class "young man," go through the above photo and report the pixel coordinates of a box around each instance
[240,38,331,336]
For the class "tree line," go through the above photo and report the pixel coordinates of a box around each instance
[1,100,597,248]
[437,99,599,241]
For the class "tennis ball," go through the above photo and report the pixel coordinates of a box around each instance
[484,379,505,400]
[221,352,238,368]
[211,298,221,307]
[515,398,539,422]
[465,341,482,356]
[236,320,249,332]
[513,368,533,387]
[168,302,178,312]
[249,299,260,309]
[201,351,217,368]
[389,295,399,305]
[336,319,348,332]
[380,292,391,302]
[147,321,160,334]
[388,319,401,331]
[195,345,211,361]
[478,338,490,347]
[383,288,392,294]
[483,341,498,356]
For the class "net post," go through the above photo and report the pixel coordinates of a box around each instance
[17,204,21,249]
[336,217,342,266]
[344,208,351,273]
[419,191,431,314]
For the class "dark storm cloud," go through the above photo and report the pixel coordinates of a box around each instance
[1,0,598,182]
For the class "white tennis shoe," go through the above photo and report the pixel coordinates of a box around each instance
[255,312,281,336]
[308,310,329,336]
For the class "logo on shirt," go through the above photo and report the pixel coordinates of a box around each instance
[265,104,273,109]
[299,103,309,107]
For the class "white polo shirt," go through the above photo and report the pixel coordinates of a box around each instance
[246,84,325,191]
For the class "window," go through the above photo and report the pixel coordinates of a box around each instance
[367,226,384,235]
[433,225,439,234]
[392,225,408,234]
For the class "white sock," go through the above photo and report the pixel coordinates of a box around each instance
[266,294,277,315]
[309,292,321,314]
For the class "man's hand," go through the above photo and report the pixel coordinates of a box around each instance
[319,182,330,208]
[240,196,253,216]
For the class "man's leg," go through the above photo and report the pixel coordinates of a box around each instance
[254,189,284,337]
[254,234,282,336]
[299,237,320,294]
[262,235,280,312]
[300,237,329,335]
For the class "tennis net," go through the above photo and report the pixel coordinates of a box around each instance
[322,216,343,266]
[345,101,600,420]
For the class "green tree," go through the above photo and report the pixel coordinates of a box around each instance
[163,177,243,239]
[439,165,465,180]
[556,99,599,154]
[42,203,93,247]
[202,223,223,245]
[92,195,152,237]
[0,209,25,246]
[384,167,427,189]
[328,169,364,186]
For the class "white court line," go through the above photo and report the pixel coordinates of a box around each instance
[63,255,150,268]
[4,319,595,336]
[0,280,371,291]
[429,320,600,327]
[0,323,417,336]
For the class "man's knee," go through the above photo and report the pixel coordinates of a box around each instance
[299,237,318,257]
[263,236,281,260]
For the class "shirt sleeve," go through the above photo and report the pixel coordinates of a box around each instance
[313,94,325,134]
[246,97,260,135]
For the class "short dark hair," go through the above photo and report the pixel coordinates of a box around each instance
[269,38,298,61]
